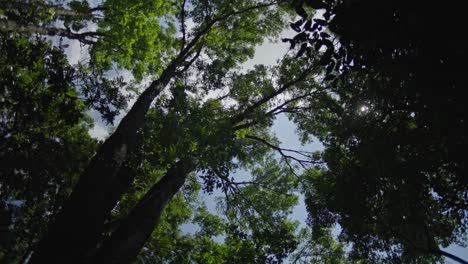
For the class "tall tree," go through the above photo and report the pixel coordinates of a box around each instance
[13,1,312,263]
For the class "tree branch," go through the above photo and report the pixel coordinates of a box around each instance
[231,63,315,126]
[212,168,276,228]
[437,249,468,264]
[180,1,277,62]
[244,134,323,172]
[265,91,319,116]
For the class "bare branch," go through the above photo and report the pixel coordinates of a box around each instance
[271,106,320,115]
[265,91,319,116]
[177,44,204,75]
[214,93,230,102]
[244,135,324,172]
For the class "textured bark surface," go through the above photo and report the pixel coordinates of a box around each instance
[0,1,93,17]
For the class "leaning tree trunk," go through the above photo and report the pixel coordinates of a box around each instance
[29,14,222,262]
[27,3,283,262]
[92,158,197,264]
[437,249,468,264]
[29,63,178,264]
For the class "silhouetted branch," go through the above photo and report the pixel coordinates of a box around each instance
[266,91,319,116]
[437,249,468,264]
[231,64,315,125]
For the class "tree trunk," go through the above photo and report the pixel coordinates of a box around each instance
[29,65,177,263]
[92,158,197,264]
[0,19,101,45]
[27,3,281,262]
[0,0,96,18]
[28,9,216,260]
[86,71,302,263]
[437,249,468,264]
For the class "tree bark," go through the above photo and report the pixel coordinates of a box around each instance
[0,19,101,45]
[29,65,177,264]
[92,158,197,264]
[437,249,468,264]
[28,9,221,260]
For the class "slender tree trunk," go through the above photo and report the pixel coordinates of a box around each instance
[29,64,177,264]
[0,19,101,44]
[437,249,468,264]
[93,158,197,264]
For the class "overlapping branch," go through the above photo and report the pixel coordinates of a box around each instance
[244,134,323,172]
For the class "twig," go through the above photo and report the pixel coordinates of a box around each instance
[230,63,315,126]
[244,135,322,166]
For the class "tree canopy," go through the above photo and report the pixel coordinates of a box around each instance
[0,0,467,263]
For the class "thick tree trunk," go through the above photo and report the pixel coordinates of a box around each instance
[26,3,280,262]
[29,65,177,263]
[92,158,197,264]
[28,9,215,260]
[85,60,315,264]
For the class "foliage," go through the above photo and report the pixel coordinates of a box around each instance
[0,33,97,262]
[90,0,178,79]
[107,127,304,264]
[291,227,361,264]
[284,1,468,262]
[8,0,465,263]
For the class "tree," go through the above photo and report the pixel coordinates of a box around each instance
[0,38,309,262]
[86,53,322,263]
[9,0,466,263]
[286,0,468,262]
[120,154,302,264]
[0,33,321,263]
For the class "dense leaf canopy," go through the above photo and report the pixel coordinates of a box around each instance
[287,0,468,262]
[1,0,467,263]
